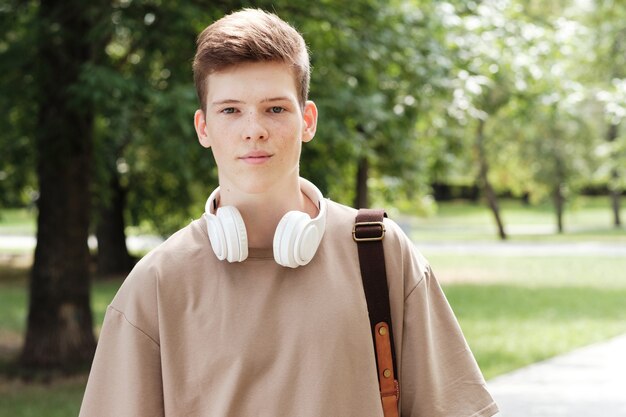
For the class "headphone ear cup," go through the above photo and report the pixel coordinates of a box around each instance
[216,206,248,262]
[274,211,318,268]
[295,222,321,265]
[204,213,227,261]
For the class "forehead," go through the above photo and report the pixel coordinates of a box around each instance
[206,61,299,102]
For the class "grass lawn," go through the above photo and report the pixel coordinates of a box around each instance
[0,265,122,417]
[447,283,626,379]
[426,254,626,380]
[0,376,88,417]
[0,208,37,236]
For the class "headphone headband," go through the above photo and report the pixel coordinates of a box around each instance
[205,178,325,219]
[204,178,327,267]
[296,178,327,232]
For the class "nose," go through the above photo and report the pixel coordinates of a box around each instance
[242,112,269,141]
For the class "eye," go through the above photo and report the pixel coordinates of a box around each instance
[221,107,237,114]
[269,106,285,114]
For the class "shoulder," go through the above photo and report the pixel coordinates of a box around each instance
[382,216,431,293]
[324,200,430,293]
[110,219,209,314]
[324,199,358,223]
[134,218,208,278]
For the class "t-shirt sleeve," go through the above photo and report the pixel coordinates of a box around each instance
[399,258,498,416]
[79,254,164,417]
[79,305,164,417]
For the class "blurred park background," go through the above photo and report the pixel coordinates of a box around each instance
[1,0,625,415]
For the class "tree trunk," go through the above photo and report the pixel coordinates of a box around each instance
[610,180,622,227]
[20,0,98,371]
[552,130,567,234]
[475,119,507,240]
[607,123,622,227]
[354,156,369,208]
[554,184,565,234]
[96,171,134,278]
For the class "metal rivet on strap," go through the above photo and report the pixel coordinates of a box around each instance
[378,326,388,336]
[383,369,392,378]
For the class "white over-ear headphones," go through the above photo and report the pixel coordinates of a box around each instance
[203,178,327,268]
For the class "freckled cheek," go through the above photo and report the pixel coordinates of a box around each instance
[208,143,234,167]
[275,135,302,159]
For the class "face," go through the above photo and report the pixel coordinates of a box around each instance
[194,61,317,198]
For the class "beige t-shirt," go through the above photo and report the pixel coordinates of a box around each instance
[79,200,498,417]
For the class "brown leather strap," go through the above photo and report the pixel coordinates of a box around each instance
[354,209,399,417]
[376,322,400,417]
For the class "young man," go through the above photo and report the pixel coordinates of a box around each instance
[79,9,498,417]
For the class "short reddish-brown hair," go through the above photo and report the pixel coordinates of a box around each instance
[193,9,310,112]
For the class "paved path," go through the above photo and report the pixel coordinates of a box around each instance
[418,241,626,256]
[489,333,626,417]
[0,234,164,253]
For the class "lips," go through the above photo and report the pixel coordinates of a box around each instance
[239,151,273,165]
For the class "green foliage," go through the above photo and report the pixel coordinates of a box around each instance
[580,1,626,194]
[84,1,221,235]
[0,1,38,207]
[1,0,624,234]
[430,0,625,226]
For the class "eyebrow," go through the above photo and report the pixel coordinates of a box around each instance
[261,96,292,103]
[211,99,243,106]
[210,96,293,106]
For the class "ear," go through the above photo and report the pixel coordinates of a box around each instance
[194,109,211,148]
[301,100,318,143]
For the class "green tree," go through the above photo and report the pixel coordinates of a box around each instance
[439,0,603,236]
[582,0,626,227]
[595,81,626,227]
[441,0,529,239]
[519,15,596,232]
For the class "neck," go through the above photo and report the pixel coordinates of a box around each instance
[218,177,319,249]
